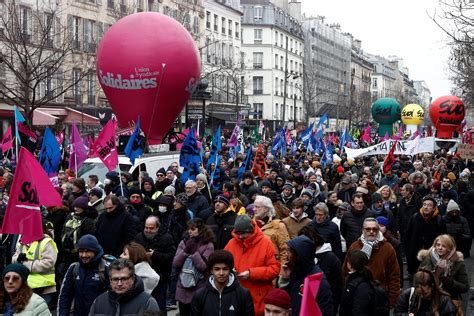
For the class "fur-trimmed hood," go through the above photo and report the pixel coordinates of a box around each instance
[417,248,464,262]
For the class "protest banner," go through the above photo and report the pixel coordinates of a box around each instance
[344,137,435,159]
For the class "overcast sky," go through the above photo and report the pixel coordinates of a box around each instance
[300,0,453,98]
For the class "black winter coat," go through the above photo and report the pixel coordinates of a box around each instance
[397,193,422,238]
[315,244,342,315]
[134,230,176,283]
[394,287,456,316]
[206,211,237,250]
[339,273,374,316]
[340,208,374,249]
[95,204,137,257]
[191,274,254,316]
[187,191,210,218]
[309,218,342,260]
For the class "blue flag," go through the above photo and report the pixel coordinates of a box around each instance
[38,127,61,175]
[279,133,287,157]
[238,145,253,181]
[124,117,143,165]
[207,126,221,172]
[326,141,334,163]
[210,155,222,190]
[14,106,25,145]
[180,128,201,183]
[272,128,284,156]
[300,122,314,146]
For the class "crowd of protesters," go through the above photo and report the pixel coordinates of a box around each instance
[0,134,472,316]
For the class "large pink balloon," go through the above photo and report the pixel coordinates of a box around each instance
[96,12,200,144]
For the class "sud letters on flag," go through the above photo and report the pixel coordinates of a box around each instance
[1,147,62,244]
[92,119,118,172]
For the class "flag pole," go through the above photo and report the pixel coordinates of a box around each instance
[74,151,78,176]
[14,108,19,163]
[116,165,124,197]
[138,155,142,189]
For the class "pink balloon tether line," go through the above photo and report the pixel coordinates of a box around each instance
[147,63,167,143]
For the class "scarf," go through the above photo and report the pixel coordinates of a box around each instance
[360,231,384,259]
[430,247,457,278]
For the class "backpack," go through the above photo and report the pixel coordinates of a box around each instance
[346,278,389,316]
[179,256,203,289]
[61,215,83,253]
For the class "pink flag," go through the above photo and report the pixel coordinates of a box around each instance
[300,273,323,316]
[69,123,88,171]
[55,130,65,145]
[1,126,12,153]
[362,125,372,144]
[176,127,201,150]
[87,135,97,158]
[409,130,420,140]
[92,119,118,172]
[1,147,62,243]
[393,125,404,140]
[286,128,292,146]
[227,116,241,147]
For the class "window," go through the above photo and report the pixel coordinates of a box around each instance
[0,54,5,78]
[205,37,211,62]
[83,19,95,52]
[280,34,283,47]
[280,56,283,70]
[206,11,211,29]
[274,54,278,68]
[229,45,234,64]
[280,79,283,96]
[275,77,278,95]
[290,60,293,73]
[254,6,262,22]
[107,0,114,9]
[87,72,95,105]
[253,76,263,94]
[19,6,31,41]
[275,103,279,119]
[193,16,199,34]
[221,17,226,34]
[253,103,263,119]
[137,0,143,12]
[235,22,239,38]
[254,29,262,43]
[275,31,278,45]
[44,13,54,47]
[213,14,218,32]
[73,68,82,104]
[222,43,227,65]
[69,16,81,49]
[290,39,293,52]
[373,78,378,89]
[253,52,263,69]
[228,19,232,36]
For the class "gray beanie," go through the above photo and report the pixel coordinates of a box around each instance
[234,215,254,234]
[164,185,176,196]
[446,199,460,213]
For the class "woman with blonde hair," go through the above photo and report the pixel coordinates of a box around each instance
[377,185,398,218]
[418,234,469,314]
[121,241,160,294]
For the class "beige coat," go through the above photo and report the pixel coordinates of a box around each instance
[261,219,290,263]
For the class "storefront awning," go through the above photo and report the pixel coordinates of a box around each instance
[32,109,57,126]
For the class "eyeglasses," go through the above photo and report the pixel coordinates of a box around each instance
[110,276,132,283]
[364,227,379,232]
[3,275,20,282]
[156,174,165,177]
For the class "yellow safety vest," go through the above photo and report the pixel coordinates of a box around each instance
[18,237,58,289]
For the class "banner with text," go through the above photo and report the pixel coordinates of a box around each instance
[344,137,435,159]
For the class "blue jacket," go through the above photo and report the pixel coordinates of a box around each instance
[57,249,109,316]
[282,236,333,316]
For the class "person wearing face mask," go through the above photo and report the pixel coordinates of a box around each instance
[104,171,129,198]
[126,186,153,229]
[134,215,176,313]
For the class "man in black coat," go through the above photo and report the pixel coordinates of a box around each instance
[340,193,374,248]
[309,202,342,260]
[134,215,176,313]
[184,180,210,218]
[404,196,446,276]
[95,195,137,258]
[397,183,422,241]
[206,195,236,249]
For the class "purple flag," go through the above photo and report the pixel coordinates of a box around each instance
[69,123,87,172]
[409,130,420,140]
[227,115,241,147]
[393,125,404,140]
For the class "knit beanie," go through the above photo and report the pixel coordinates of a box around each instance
[156,168,166,176]
[282,182,293,190]
[263,288,291,310]
[73,195,89,210]
[260,180,272,189]
[89,188,103,199]
[128,186,142,197]
[301,189,314,199]
[77,234,103,254]
[105,171,120,183]
[371,192,383,204]
[376,216,389,227]
[234,215,254,234]
[446,199,460,213]
[214,195,230,207]
[156,195,174,207]
[175,193,188,206]
[164,186,176,196]
[2,263,29,283]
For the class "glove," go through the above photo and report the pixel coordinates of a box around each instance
[184,238,199,254]
[17,253,27,264]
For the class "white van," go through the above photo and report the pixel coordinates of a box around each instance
[78,152,181,181]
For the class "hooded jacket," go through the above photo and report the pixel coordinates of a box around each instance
[206,210,237,249]
[417,249,469,299]
[315,243,342,314]
[224,221,280,315]
[89,275,159,315]
[281,236,333,316]
[95,204,137,257]
[397,192,422,238]
[191,273,255,316]
[58,247,108,316]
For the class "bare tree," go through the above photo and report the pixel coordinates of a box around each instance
[0,0,95,124]
[430,0,473,107]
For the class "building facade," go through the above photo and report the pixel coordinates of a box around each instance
[240,0,304,130]
[367,54,397,102]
